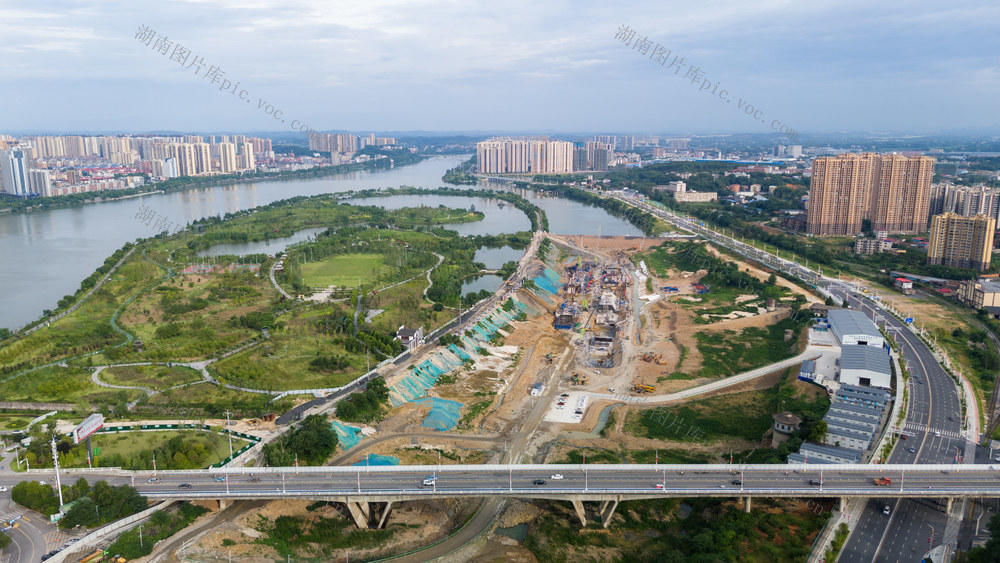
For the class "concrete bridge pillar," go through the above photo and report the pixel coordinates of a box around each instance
[346,501,371,529]
[571,499,587,527]
[218,499,231,511]
[839,498,848,512]
[945,497,955,514]
[742,497,751,513]
[599,497,620,529]
[376,501,394,529]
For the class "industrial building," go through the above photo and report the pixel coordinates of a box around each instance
[839,346,892,389]
[827,309,885,348]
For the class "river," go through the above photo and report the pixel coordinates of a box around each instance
[1,155,640,330]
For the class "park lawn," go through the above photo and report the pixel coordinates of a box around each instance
[368,278,455,334]
[85,429,248,468]
[0,258,163,373]
[119,271,276,360]
[210,333,367,391]
[0,365,143,404]
[0,411,46,430]
[143,381,293,417]
[299,253,392,287]
[100,365,203,391]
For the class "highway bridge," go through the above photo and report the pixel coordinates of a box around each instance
[11,464,1000,529]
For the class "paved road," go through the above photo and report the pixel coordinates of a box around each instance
[5,465,1000,502]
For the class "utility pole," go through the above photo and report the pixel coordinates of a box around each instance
[224,410,234,459]
[50,436,64,507]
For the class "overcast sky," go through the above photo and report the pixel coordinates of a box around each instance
[1,0,997,136]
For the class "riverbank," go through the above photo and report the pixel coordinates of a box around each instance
[0,149,424,214]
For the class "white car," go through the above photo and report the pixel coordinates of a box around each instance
[0,486,7,492]
[550,474,564,480]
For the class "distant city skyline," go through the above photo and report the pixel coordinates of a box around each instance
[1,1,998,134]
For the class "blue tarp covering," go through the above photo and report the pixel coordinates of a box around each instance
[416,397,464,431]
[352,454,400,466]
[330,420,364,451]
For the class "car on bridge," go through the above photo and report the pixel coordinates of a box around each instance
[731,479,742,486]
[533,479,546,485]
[146,477,160,483]
[808,479,823,486]
[214,476,226,482]
[551,474,564,480]
[422,478,436,486]
[248,477,261,483]
[178,483,192,489]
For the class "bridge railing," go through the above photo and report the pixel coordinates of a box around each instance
[40,462,1000,477]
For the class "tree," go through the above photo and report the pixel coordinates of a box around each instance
[966,513,1000,562]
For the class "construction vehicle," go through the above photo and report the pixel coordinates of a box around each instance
[631,384,655,394]
[110,555,127,563]
[80,550,104,563]
[570,373,589,386]
[873,477,892,486]
[262,413,276,422]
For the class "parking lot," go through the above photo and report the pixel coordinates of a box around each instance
[543,392,588,423]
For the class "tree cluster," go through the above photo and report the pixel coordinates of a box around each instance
[264,414,339,466]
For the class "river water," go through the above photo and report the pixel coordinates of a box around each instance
[1,155,639,330]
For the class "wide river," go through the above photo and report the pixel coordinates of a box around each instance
[0,155,640,330]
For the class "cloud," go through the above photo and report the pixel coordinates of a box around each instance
[0,0,997,133]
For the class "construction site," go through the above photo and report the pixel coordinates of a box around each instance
[157,232,823,563]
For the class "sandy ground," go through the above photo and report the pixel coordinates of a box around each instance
[181,498,478,562]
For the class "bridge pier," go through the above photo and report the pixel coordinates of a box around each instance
[376,501,394,529]
[945,497,955,514]
[571,499,587,527]
[218,499,231,511]
[599,497,620,529]
[346,501,371,529]
[839,498,848,512]
[742,497,751,513]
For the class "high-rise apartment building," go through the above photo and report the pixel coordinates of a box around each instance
[29,169,51,197]
[927,213,995,271]
[193,143,212,175]
[173,143,197,177]
[239,143,255,170]
[807,153,934,236]
[0,147,31,196]
[218,142,237,173]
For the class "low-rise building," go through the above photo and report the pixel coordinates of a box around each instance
[957,277,1000,317]
[854,237,894,255]
[894,277,914,294]
[788,443,862,464]
[672,191,717,203]
[395,325,424,351]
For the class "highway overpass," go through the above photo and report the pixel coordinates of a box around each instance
[11,463,1000,529]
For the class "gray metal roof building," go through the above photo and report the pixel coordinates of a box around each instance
[828,308,885,347]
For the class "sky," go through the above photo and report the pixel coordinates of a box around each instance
[1,0,998,136]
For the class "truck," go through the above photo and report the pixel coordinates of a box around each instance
[631,384,655,394]
[873,477,892,486]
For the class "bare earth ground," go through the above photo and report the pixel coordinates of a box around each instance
[173,498,477,562]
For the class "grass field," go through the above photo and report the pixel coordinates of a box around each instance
[87,429,247,466]
[300,253,393,287]
[143,381,294,417]
[0,366,143,404]
[100,365,203,390]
